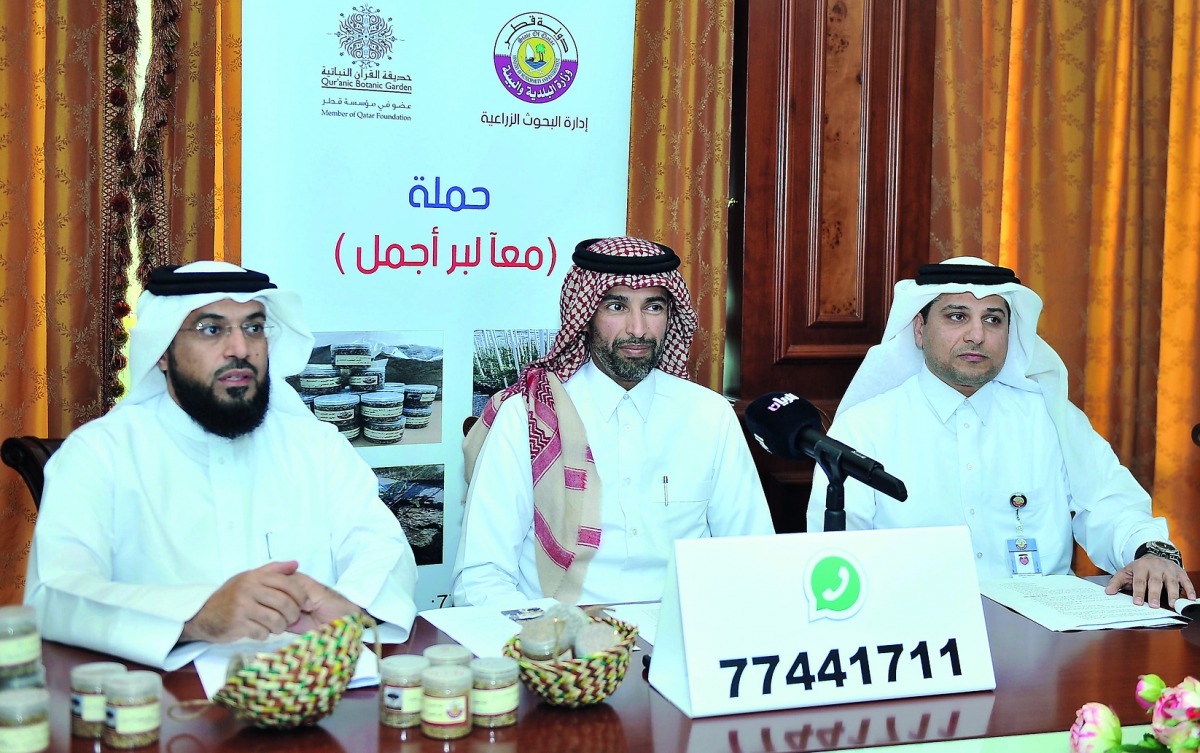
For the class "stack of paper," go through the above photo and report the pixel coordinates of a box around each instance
[980,575,1188,631]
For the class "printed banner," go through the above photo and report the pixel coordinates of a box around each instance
[243,2,636,607]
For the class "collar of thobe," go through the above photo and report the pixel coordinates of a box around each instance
[918,365,999,426]
[579,359,657,422]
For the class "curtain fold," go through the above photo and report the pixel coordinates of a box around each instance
[0,1,106,605]
[626,0,732,391]
[932,0,1196,572]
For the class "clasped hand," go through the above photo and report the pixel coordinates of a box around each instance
[180,561,361,643]
[1104,555,1196,609]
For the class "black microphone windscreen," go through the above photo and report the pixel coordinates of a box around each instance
[745,392,823,459]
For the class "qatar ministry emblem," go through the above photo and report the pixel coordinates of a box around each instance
[493,13,578,104]
[335,5,397,71]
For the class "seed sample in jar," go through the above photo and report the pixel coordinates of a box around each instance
[0,607,41,685]
[379,654,429,729]
[0,687,50,753]
[102,671,161,749]
[403,384,438,408]
[70,662,126,738]
[298,365,344,395]
[331,343,373,371]
[469,656,519,728]
[419,665,472,740]
[402,405,433,430]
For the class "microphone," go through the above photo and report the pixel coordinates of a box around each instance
[745,392,908,502]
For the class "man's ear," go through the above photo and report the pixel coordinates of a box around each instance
[912,315,925,349]
[157,348,169,373]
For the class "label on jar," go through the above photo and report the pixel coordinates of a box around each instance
[71,691,107,722]
[361,405,402,419]
[0,721,50,753]
[416,393,436,404]
[108,702,161,734]
[0,633,40,667]
[470,684,519,715]
[300,376,340,389]
[364,426,404,442]
[349,373,381,386]
[314,407,355,421]
[334,354,374,368]
[383,683,423,712]
[420,694,468,727]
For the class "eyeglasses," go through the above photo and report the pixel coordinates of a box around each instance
[182,319,276,341]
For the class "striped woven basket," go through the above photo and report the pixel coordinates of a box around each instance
[213,613,374,729]
[502,616,638,708]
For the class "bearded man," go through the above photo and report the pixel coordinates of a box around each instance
[452,236,775,606]
[807,257,1194,609]
[25,262,418,668]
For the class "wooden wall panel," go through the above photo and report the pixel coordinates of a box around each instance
[730,0,935,531]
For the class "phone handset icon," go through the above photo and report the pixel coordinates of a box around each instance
[822,566,851,602]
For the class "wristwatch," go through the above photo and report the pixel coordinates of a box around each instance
[1135,540,1184,568]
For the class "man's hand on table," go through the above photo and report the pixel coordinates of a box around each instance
[180,561,362,643]
[1104,556,1196,609]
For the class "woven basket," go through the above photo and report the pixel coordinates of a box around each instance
[212,613,374,729]
[501,616,638,708]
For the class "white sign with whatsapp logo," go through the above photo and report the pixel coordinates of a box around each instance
[649,527,995,717]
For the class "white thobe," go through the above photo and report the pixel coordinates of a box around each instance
[807,368,1169,579]
[25,393,418,668]
[452,361,775,606]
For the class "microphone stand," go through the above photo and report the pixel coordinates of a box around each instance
[812,438,848,533]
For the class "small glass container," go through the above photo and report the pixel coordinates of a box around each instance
[349,366,386,392]
[363,419,406,445]
[298,365,343,395]
[402,405,433,429]
[102,671,161,749]
[574,621,623,658]
[0,607,40,683]
[403,384,438,408]
[379,654,429,729]
[70,662,127,738]
[314,392,360,422]
[419,665,471,740]
[0,688,50,753]
[360,391,405,421]
[331,343,374,370]
[469,656,519,728]
[0,664,44,693]
[423,644,473,667]
[518,617,564,661]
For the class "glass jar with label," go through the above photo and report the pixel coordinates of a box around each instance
[0,607,41,686]
[469,656,519,728]
[379,654,429,728]
[419,665,471,740]
[102,671,161,749]
[0,688,50,753]
[70,662,127,738]
[423,643,473,667]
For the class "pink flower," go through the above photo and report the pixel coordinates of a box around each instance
[1140,674,1169,710]
[1071,702,1123,753]
[1152,679,1200,751]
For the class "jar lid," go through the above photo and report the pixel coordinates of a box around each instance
[403,406,434,417]
[420,665,472,693]
[0,605,35,629]
[360,392,404,405]
[381,382,407,392]
[71,662,127,691]
[103,670,162,701]
[331,343,370,354]
[0,687,49,718]
[404,384,438,394]
[300,364,339,375]
[314,393,361,407]
[380,654,430,682]
[423,643,473,666]
[469,656,519,682]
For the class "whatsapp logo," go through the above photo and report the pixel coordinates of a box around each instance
[804,551,865,621]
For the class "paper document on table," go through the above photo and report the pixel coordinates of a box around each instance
[981,575,1187,631]
[420,598,560,657]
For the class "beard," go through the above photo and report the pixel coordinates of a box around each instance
[588,325,663,386]
[167,350,270,439]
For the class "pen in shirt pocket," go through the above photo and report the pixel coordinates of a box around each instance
[663,475,669,506]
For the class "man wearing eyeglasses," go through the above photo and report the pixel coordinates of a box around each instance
[24,262,419,669]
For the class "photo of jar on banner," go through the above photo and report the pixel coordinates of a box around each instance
[284,331,444,446]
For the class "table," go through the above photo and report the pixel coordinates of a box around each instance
[35,593,1200,752]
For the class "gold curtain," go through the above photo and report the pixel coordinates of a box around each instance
[626,0,732,391]
[159,0,241,268]
[0,1,107,605]
[932,0,1197,571]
